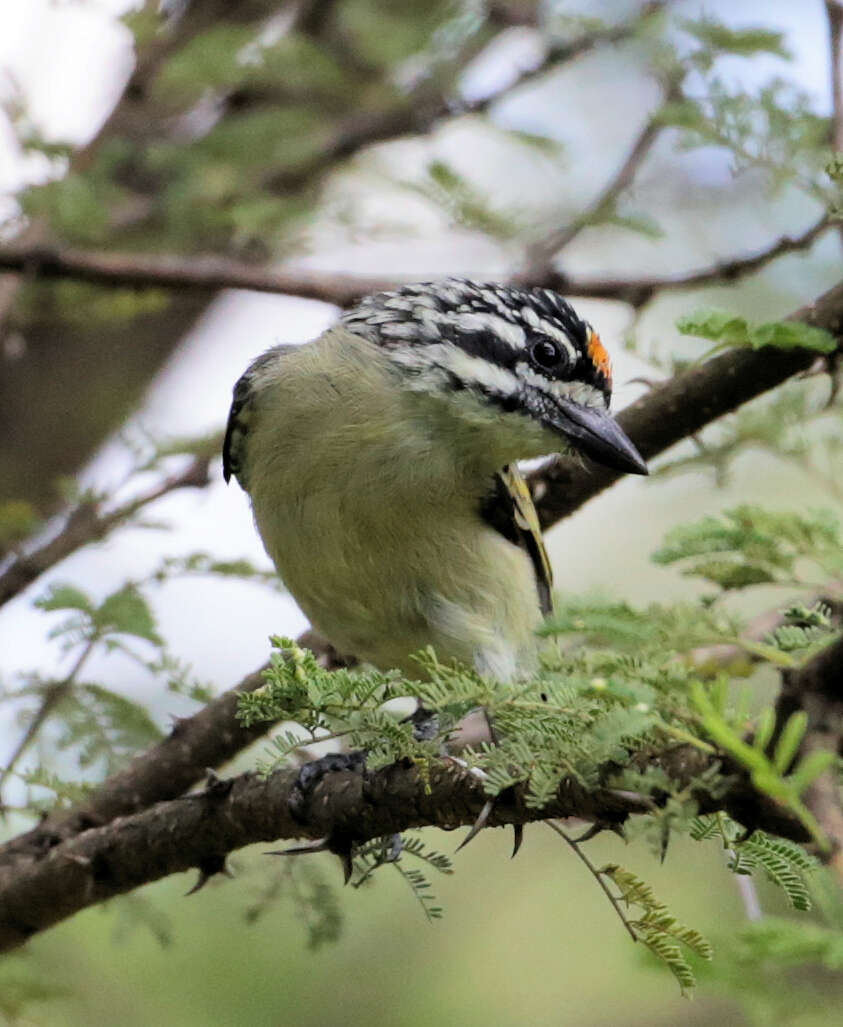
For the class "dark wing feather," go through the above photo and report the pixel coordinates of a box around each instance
[223,345,294,488]
[479,464,553,616]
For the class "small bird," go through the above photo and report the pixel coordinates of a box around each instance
[223,279,644,681]
[224,279,646,685]
[224,279,646,862]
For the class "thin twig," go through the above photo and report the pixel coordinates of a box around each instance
[534,212,832,307]
[523,86,675,274]
[545,819,638,942]
[0,636,98,795]
[0,213,829,309]
[0,454,211,608]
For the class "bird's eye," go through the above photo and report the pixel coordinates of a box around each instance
[530,338,569,374]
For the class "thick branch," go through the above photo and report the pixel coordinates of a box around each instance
[0,742,809,954]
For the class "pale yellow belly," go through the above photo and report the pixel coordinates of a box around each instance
[254,492,542,679]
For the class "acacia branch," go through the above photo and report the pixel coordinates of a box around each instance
[0,738,810,954]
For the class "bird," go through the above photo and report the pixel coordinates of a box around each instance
[223,279,647,859]
[224,278,646,681]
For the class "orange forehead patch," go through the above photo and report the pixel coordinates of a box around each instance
[587,330,612,387]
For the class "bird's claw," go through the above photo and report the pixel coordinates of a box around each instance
[285,750,367,883]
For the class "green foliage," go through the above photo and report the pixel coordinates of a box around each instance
[36,581,163,649]
[339,0,456,68]
[58,683,164,773]
[731,915,843,970]
[680,17,789,61]
[651,381,843,493]
[19,767,94,808]
[352,833,452,922]
[703,898,843,1024]
[652,505,843,590]
[404,160,522,238]
[245,859,343,951]
[657,67,829,196]
[677,308,837,355]
[691,682,836,845]
[601,864,713,993]
[21,174,113,245]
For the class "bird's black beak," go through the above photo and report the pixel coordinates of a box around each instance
[550,398,648,475]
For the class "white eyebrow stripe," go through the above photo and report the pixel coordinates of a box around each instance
[393,343,521,396]
[450,312,526,348]
[534,317,578,357]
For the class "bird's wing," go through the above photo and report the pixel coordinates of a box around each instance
[223,345,295,488]
[480,464,553,616]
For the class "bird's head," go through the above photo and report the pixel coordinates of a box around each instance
[342,279,647,476]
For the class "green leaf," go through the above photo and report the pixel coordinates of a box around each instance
[35,584,94,614]
[681,18,790,58]
[93,585,162,645]
[677,308,836,354]
[789,749,837,793]
[753,707,776,753]
[772,711,808,773]
[676,308,750,345]
[747,321,837,353]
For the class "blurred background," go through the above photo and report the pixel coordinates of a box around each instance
[0,1,841,1024]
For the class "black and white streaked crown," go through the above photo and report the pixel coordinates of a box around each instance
[341,279,612,406]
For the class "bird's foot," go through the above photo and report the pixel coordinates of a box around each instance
[280,750,368,883]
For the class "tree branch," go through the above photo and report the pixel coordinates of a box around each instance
[775,631,843,879]
[0,212,830,309]
[0,738,810,954]
[530,212,832,307]
[0,455,212,608]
